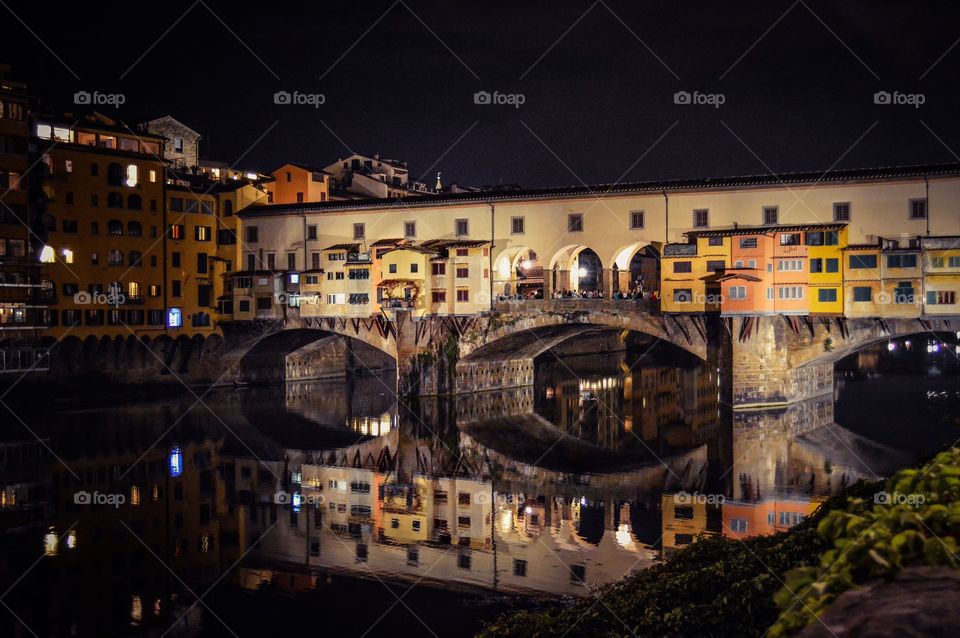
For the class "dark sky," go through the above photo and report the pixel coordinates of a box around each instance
[4,1,960,188]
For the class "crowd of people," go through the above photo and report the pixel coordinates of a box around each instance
[495,282,660,302]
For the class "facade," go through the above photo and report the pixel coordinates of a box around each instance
[265,163,330,204]
[324,153,430,199]
[36,112,168,338]
[921,236,960,316]
[139,116,201,169]
[0,64,48,338]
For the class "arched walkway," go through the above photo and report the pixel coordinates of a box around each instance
[493,245,544,299]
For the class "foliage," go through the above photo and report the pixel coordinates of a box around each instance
[768,447,960,637]
[823,336,834,352]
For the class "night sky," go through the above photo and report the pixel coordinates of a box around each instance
[4,1,960,188]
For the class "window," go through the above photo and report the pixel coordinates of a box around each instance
[706,260,725,271]
[730,518,748,533]
[353,223,365,240]
[849,254,877,269]
[431,263,446,276]
[927,290,956,305]
[673,289,692,303]
[778,286,803,300]
[949,256,960,268]
[172,252,181,268]
[511,216,525,234]
[739,237,757,249]
[458,551,471,570]
[125,164,138,187]
[894,282,915,304]
[456,289,469,302]
[673,261,692,273]
[810,258,822,273]
[267,253,276,270]
[198,253,208,274]
[777,259,803,272]
[107,163,123,186]
[630,210,644,229]
[909,198,927,219]
[569,565,586,584]
[833,202,850,221]
[455,218,469,236]
[693,209,709,228]
[513,559,527,577]
[431,291,447,303]
[887,254,917,269]
[404,221,416,238]
[708,236,723,246]
[780,233,801,246]
[195,226,211,241]
[287,253,296,271]
[245,227,258,242]
[456,266,469,278]
[567,213,583,232]
[108,219,123,235]
[107,249,122,266]
[169,224,185,240]
[806,231,839,246]
[853,287,872,302]
[818,288,838,302]
[826,258,839,273]
[128,251,142,267]
[729,286,747,300]
[931,257,945,268]
[762,206,778,225]
[172,280,181,297]
[200,201,213,214]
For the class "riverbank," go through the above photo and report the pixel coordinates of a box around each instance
[478,446,960,638]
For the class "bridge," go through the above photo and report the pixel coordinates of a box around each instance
[227,300,960,409]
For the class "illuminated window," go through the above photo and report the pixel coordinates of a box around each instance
[148,169,156,182]
[167,308,182,328]
[39,245,55,263]
[61,248,74,264]
[131,485,141,506]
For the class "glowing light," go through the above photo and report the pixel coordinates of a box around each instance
[65,530,77,549]
[125,164,138,187]
[39,245,55,263]
[577,267,588,278]
[167,307,182,328]
[131,596,142,624]
[43,529,58,556]
[169,446,183,477]
[521,259,534,269]
[524,506,533,515]
[61,248,74,264]
[887,342,896,351]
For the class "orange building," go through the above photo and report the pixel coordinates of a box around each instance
[265,163,330,204]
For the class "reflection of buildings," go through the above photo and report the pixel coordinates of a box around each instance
[722,497,822,540]
[660,493,721,554]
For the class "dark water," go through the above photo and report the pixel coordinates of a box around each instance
[1,335,959,637]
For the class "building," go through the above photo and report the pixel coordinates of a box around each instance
[921,235,960,316]
[324,153,430,199]
[265,163,330,204]
[138,115,201,170]
[0,64,49,338]
[35,111,168,338]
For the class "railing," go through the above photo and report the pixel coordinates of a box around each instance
[492,297,660,314]
[0,349,50,374]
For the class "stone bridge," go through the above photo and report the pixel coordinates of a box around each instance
[226,302,959,409]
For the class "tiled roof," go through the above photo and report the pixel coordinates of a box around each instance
[323,243,360,251]
[238,161,960,217]
[686,223,847,238]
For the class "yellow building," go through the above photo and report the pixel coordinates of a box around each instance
[659,236,729,313]
[806,226,846,315]
[879,237,922,318]
[921,236,960,316]
[841,243,882,318]
[36,112,167,338]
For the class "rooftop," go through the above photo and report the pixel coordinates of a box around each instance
[238,161,960,218]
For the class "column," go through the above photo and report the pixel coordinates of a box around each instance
[558,269,570,293]
[602,269,614,298]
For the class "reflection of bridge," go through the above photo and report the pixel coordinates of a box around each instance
[232,300,960,408]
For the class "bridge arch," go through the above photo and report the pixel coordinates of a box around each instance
[237,327,397,385]
[493,245,544,297]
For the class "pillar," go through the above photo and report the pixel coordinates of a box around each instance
[602,269,614,298]
[557,269,570,293]
[545,268,555,298]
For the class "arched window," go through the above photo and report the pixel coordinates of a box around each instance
[127,194,142,210]
[223,200,233,217]
[127,221,142,236]
[107,163,123,186]
[108,249,123,266]
[108,220,123,235]
[107,192,123,208]
[128,250,143,267]
[127,281,141,300]
[39,245,55,263]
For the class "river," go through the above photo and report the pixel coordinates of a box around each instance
[0,334,958,637]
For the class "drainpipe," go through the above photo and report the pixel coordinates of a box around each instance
[662,190,669,244]
[301,210,308,269]
[924,176,930,236]
[488,201,495,311]
[162,166,168,335]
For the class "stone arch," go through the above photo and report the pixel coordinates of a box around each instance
[609,242,660,294]
[547,244,608,294]
[493,244,544,298]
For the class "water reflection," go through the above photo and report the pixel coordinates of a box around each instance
[0,336,958,636]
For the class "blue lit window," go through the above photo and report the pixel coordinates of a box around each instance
[167,307,182,327]
[169,446,183,477]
